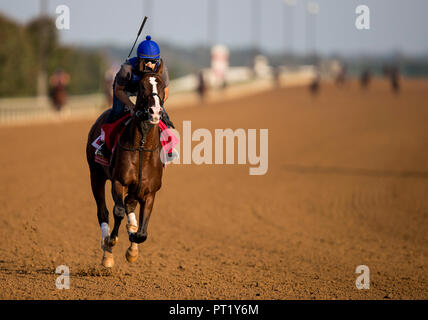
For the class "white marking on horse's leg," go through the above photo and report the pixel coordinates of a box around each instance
[100,222,110,249]
[101,222,110,250]
[128,212,137,226]
[127,212,138,234]
[101,222,109,239]
[126,213,139,262]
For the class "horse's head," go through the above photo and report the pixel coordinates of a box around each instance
[136,60,165,125]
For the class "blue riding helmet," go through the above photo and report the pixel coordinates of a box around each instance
[137,35,160,60]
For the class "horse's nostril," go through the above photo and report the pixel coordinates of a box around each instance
[149,108,154,114]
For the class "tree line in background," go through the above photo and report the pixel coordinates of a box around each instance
[2,12,427,99]
[0,14,108,98]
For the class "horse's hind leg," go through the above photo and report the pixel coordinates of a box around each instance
[125,196,139,263]
[90,168,114,268]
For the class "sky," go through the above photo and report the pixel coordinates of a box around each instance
[1,0,427,56]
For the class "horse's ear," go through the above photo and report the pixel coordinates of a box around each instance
[156,59,164,76]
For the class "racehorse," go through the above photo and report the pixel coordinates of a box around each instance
[86,62,166,268]
[49,70,69,112]
[50,85,67,111]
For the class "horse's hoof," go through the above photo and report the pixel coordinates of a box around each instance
[104,235,118,248]
[125,246,139,263]
[101,250,114,268]
[126,223,138,234]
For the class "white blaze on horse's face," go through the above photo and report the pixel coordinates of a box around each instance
[148,77,162,124]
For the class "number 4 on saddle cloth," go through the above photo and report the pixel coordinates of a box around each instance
[91,114,179,167]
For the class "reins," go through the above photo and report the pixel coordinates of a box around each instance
[117,111,161,153]
[116,110,162,197]
[114,72,165,197]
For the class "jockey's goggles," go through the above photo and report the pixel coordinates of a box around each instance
[141,58,160,65]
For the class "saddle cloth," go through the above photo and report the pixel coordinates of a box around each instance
[92,114,179,166]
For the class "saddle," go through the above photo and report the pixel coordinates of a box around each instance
[92,114,179,167]
[92,114,132,166]
[102,114,132,151]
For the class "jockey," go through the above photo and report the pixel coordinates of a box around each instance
[96,35,176,161]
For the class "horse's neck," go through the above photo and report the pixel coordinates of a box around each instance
[142,122,160,150]
[124,118,159,150]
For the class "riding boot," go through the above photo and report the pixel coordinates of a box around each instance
[95,108,121,160]
[161,109,175,129]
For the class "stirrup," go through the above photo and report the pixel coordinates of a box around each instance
[166,148,179,163]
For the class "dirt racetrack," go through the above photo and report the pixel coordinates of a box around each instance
[0,79,427,299]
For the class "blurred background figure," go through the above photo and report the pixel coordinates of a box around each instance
[48,68,69,112]
[273,66,281,88]
[0,0,427,125]
[335,62,347,87]
[384,65,401,94]
[360,68,371,90]
[104,64,120,108]
[389,66,400,93]
[253,55,271,80]
[309,68,321,96]
[196,70,206,103]
[211,45,229,90]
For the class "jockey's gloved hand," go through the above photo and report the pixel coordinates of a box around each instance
[124,105,135,116]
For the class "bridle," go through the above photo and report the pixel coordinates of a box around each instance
[116,75,164,196]
[117,110,162,153]
[117,73,164,153]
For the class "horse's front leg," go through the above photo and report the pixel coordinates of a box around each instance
[125,196,138,234]
[129,192,156,244]
[125,196,139,263]
[105,181,127,248]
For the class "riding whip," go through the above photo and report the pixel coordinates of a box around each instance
[127,16,148,59]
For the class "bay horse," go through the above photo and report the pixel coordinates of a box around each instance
[49,70,69,112]
[86,63,165,268]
